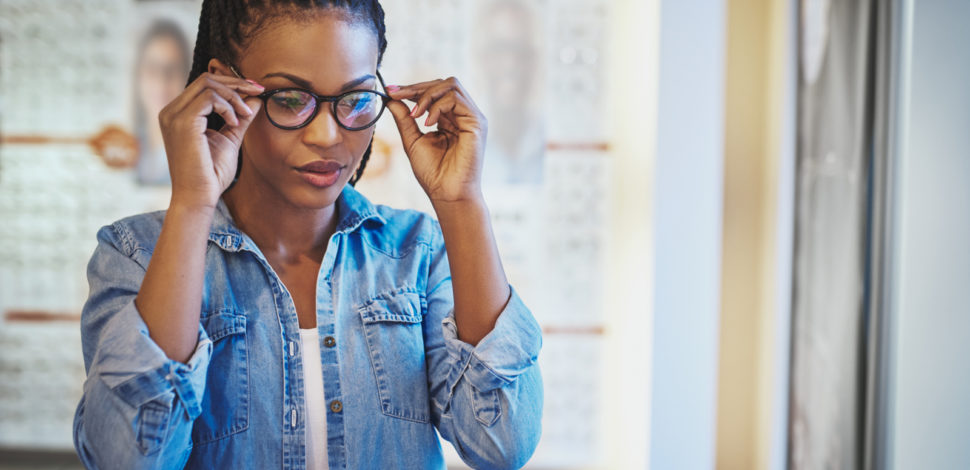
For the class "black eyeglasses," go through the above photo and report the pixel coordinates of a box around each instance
[229,64,390,131]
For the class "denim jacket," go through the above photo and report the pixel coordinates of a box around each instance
[73,185,543,469]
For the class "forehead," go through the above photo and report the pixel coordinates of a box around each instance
[143,36,182,58]
[239,12,378,93]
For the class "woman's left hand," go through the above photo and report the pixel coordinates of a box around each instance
[385,77,487,204]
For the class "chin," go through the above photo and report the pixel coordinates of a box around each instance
[284,182,347,210]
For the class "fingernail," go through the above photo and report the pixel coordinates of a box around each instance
[386,85,400,92]
[246,79,264,90]
[425,116,431,126]
[410,108,419,117]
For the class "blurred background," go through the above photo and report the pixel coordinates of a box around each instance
[0,0,967,469]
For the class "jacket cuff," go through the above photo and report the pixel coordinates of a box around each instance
[442,286,542,392]
[93,300,212,419]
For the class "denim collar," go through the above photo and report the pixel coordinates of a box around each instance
[207,184,387,253]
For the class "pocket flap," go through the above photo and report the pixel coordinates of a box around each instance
[359,291,423,324]
[201,309,247,341]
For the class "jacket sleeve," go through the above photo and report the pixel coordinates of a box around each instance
[73,223,212,469]
[423,220,544,470]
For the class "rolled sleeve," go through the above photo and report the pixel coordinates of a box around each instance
[95,302,212,420]
[82,223,212,419]
[441,286,542,393]
[74,222,211,467]
[424,214,544,469]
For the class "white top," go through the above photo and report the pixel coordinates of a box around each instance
[300,328,329,470]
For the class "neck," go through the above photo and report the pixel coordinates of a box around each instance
[222,172,340,264]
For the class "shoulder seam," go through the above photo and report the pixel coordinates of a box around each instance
[109,218,156,258]
[108,221,137,257]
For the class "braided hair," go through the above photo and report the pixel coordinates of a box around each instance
[187,0,388,186]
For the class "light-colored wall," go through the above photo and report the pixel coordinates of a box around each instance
[716,1,794,469]
[890,0,970,468]
[717,0,770,467]
[649,0,726,468]
[604,0,660,468]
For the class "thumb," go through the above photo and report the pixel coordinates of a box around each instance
[220,96,263,145]
[387,99,422,153]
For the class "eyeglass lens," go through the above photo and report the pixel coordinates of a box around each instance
[266,90,384,129]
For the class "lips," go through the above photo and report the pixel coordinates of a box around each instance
[297,160,343,174]
[295,160,344,188]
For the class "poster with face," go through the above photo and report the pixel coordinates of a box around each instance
[129,1,199,186]
[0,0,200,449]
[471,0,546,187]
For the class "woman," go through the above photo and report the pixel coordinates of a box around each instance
[72,1,543,469]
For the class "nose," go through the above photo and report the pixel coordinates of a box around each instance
[301,104,343,149]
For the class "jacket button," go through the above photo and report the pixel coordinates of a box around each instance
[329,400,343,413]
[323,336,336,348]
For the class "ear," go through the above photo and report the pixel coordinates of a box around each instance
[207,58,233,77]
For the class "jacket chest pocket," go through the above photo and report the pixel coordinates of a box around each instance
[358,291,430,423]
[192,309,250,445]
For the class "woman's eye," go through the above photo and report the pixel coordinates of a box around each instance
[338,94,373,111]
[338,97,360,109]
[271,92,312,110]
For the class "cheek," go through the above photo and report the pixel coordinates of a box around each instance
[244,118,295,163]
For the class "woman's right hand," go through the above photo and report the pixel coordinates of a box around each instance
[158,71,265,209]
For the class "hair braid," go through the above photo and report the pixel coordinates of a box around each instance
[186,0,214,89]
[346,0,385,186]
[367,0,388,67]
[349,139,372,186]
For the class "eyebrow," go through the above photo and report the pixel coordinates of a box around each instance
[260,71,376,93]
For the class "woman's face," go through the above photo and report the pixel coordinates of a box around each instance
[139,35,187,120]
[222,12,379,210]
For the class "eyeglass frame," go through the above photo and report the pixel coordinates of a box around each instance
[228,64,391,132]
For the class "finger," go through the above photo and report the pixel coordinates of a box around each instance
[412,81,482,122]
[424,93,483,136]
[386,99,423,152]
[228,87,256,117]
[193,71,266,96]
[211,93,241,127]
[446,78,484,116]
[386,84,481,141]
[169,72,264,115]
[203,78,257,118]
[189,89,240,127]
[424,94,457,128]
[220,96,263,144]
[385,79,445,102]
[387,77,476,106]
[408,81,456,119]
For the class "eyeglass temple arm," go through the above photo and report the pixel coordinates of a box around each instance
[376,70,388,95]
